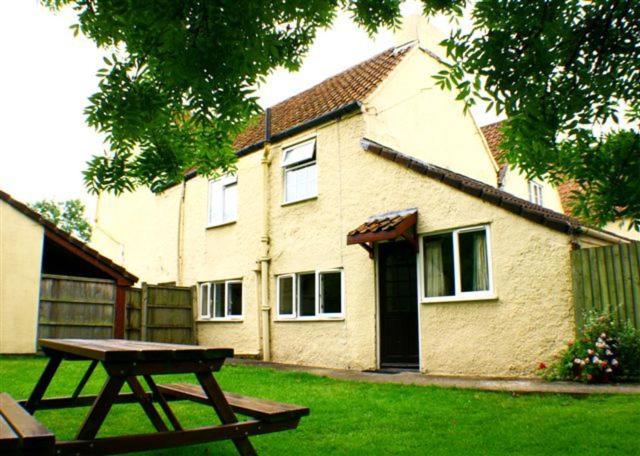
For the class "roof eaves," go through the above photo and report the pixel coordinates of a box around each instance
[359,138,586,236]
[0,189,138,283]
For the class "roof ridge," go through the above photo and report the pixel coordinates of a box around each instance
[263,43,415,112]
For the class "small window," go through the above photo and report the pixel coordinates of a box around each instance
[282,139,317,203]
[199,283,211,319]
[277,275,295,317]
[276,270,343,319]
[208,174,238,226]
[319,271,342,314]
[528,180,543,206]
[199,279,242,320]
[420,226,493,302]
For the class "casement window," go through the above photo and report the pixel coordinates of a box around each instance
[419,225,494,302]
[208,174,237,226]
[276,269,343,319]
[199,280,243,320]
[528,180,544,206]
[282,139,317,204]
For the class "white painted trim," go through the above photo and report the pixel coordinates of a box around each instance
[418,224,495,304]
[274,269,344,320]
[207,174,238,227]
[197,279,244,321]
[282,161,318,204]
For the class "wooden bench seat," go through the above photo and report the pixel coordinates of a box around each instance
[157,383,310,423]
[0,393,54,455]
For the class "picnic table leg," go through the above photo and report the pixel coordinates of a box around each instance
[24,354,62,414]
[143,375,183,431]
[126,376,169,432]
[76,375,126,440]
[72,359,99,402]
[196,371,257,456]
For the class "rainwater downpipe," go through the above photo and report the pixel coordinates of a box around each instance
[260,108,273,361]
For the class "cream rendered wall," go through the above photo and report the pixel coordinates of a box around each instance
[500,166,565,213]
[183,152,264,356]
[92,186,181,284]
[0,200,44,353]
[335,118,576,377]
[363,47,499,187]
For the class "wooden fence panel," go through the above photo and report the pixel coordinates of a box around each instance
[38,274,115,339]
[125,283,195,344]
[572,242,640,331]
[125,288,142,341]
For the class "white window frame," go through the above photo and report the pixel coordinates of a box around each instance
[282,139,317,204]
[208,174,238,227]
[198,279,243,321]
[418,225,495,304]
[275,269,344,320]
[528,180,544,206]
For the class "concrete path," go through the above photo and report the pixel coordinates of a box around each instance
[230,358,640,395]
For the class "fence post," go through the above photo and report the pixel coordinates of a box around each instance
[141,282,149,342]
[191,285,198,345]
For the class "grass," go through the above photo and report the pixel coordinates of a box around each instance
[1,356,639,455]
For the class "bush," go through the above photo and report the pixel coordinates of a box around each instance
[541,312,640,383]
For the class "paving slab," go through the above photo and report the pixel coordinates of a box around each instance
[230,358,640,395]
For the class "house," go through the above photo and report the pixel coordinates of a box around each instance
[91,35,633,377]
[0,190,137,353]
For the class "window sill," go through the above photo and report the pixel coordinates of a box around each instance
[274,316,344,322]
[197,318,244,323]
[281,196,317,207]
[421,295,498,304]
[206,220,237,230]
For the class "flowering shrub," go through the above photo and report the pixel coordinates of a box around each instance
[540,312,640,383]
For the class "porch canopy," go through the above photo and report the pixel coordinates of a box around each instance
[347,208,418,258]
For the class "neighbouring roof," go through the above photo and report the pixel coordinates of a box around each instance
[359,138,593,235]
[233,44,414,155]
[0,190,137,284]
[480,120,578,214]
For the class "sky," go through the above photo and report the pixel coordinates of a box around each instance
[0,1,493,217]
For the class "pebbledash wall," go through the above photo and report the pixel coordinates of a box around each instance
[92,46,614,377]
[0,199,43,353]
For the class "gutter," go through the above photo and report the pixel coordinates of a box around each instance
[577,226,632,245]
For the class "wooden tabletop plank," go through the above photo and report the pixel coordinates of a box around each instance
[38,339,233,363]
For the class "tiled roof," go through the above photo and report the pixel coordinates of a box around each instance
[359,138,586,234]
[348,208,417,238]
[233,44,414,154]
[0,190,137,283]
[479,121,578,215]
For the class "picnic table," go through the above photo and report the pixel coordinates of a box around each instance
[0,339,309,455]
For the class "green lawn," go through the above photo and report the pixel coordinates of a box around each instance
[1,356,639,455]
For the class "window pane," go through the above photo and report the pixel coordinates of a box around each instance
[459,230,490,292]
[278,276,294,315]
[223,182,237,221]
[282,140,315,167]
[200,284,209,317]
[208,181,223,225]
[285,163,317,202]
[422,233,455,297]
[298,273,316,316]
[320,271,341,314]
[213,283,225,318]
[227,282,242,316]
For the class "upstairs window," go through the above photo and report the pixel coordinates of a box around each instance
[208,174,237,227]
[528,180,543,206]
[282,139,317,204]
[420,226,493,302]
[276,269,343,319]
[199,280,243,320]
